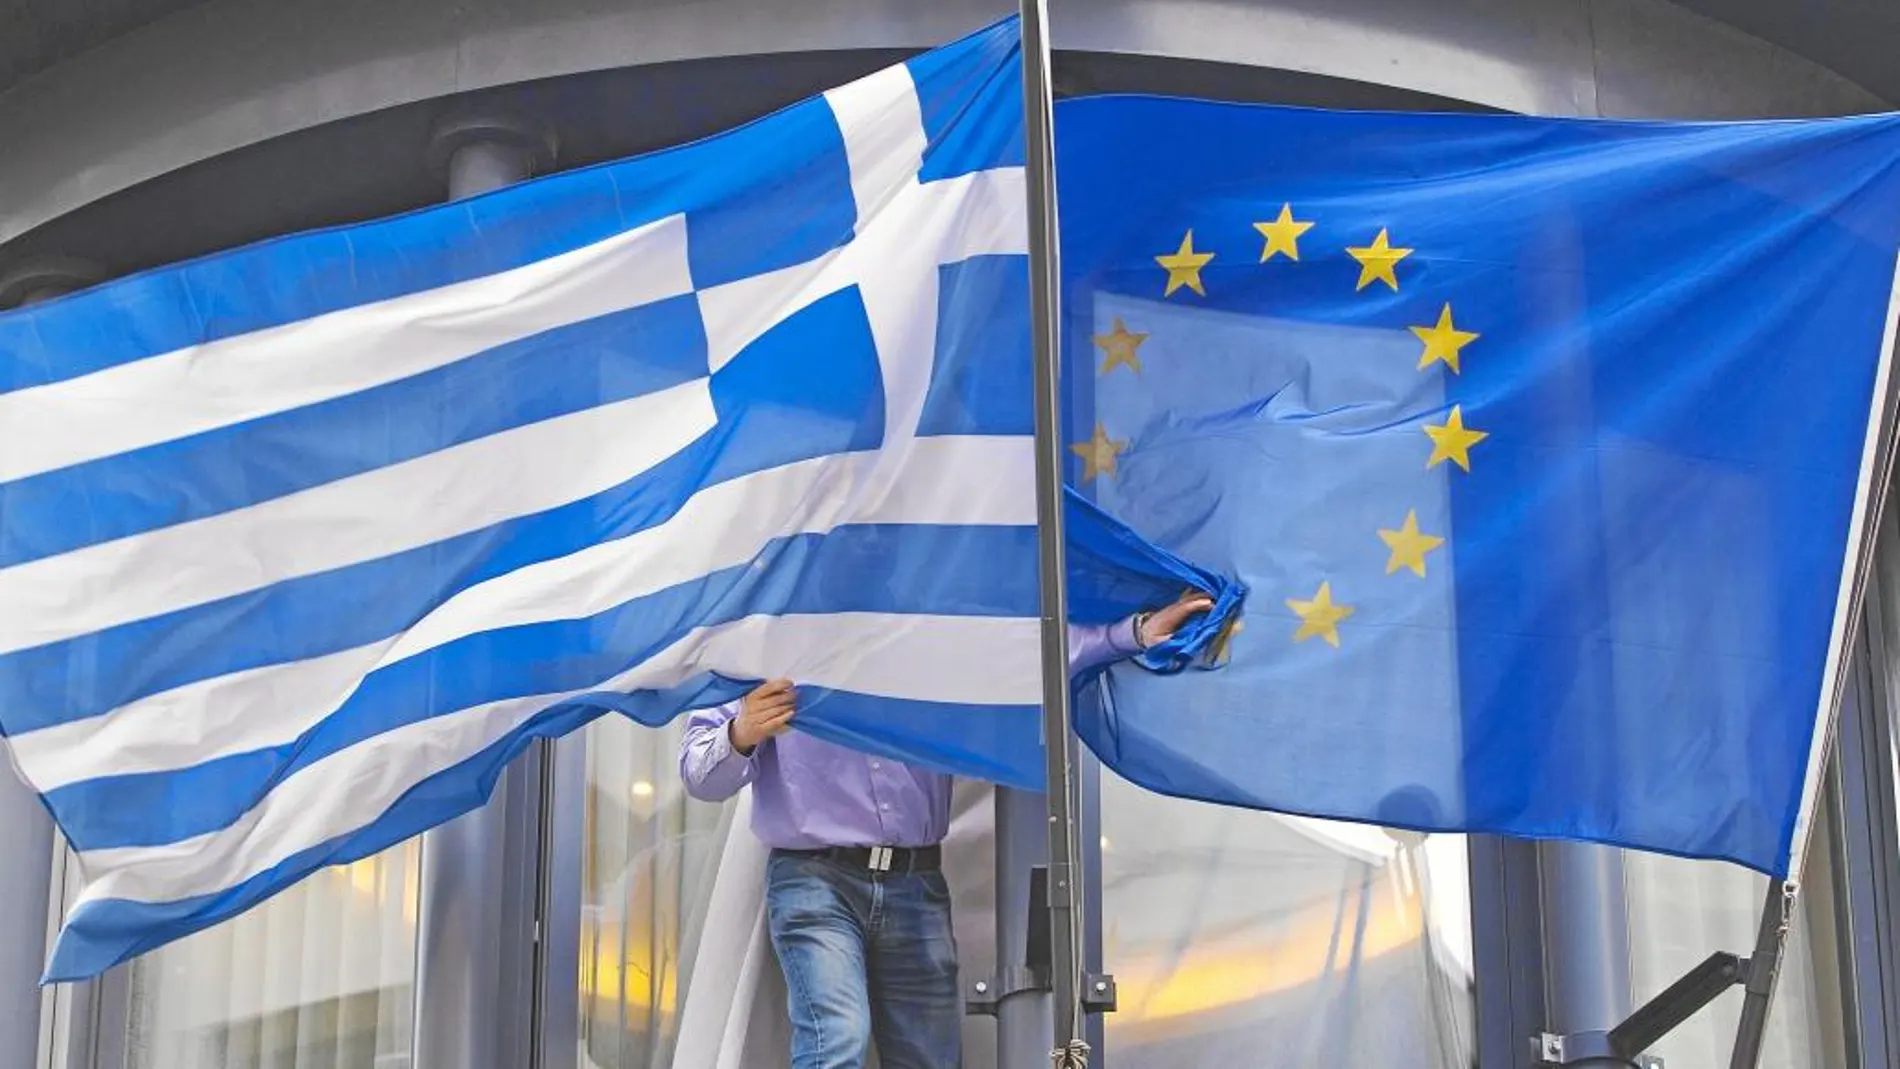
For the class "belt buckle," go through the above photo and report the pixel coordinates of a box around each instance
[868,846,894,872]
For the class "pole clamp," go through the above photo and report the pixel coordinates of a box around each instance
[1533,1031,1663,1067]
[966,966,1047,1017]
[966,969,1117,1017]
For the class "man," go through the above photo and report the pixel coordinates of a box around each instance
[678,592,1214,1069]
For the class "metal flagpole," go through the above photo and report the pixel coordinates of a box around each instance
[1017,0,1090,1065]
[1728,878,1798,1069]
[1728,253,1900,1069]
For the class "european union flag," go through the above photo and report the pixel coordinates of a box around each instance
[1056,97,1900,875]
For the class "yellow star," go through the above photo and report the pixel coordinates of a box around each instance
[1093,317,1148,375]
[1286,581,1354,647]
[1070,422,1128,483]
[1423,406,1488,472]
[1253,204,1315,262]
[1410,303,1479,374]
[1155,230,1215,297]
[1345,228,1413,292]
[1378,510,1446,577]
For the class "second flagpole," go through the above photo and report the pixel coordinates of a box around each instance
[1016,0,1091,1065]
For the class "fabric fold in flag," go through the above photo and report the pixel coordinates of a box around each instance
[1065,488,1245,676]
[1058,95,1900,876]
[0,15,1196,982]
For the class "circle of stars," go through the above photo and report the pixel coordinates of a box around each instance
[1075,205,1490,654]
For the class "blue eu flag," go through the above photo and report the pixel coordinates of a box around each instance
[1057,97,1900,875]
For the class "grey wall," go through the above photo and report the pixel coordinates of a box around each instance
[0,0,1888,251]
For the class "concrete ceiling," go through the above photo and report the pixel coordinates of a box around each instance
[0,0,207,91]
[0,0,1895,104]
[1673,0,1900,105]
[0,48,1475,286]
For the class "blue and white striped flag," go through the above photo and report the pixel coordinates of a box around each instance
[0,19,1046,980]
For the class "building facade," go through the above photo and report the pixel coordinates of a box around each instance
[2,2,1898,1067]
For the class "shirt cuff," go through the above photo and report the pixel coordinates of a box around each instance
[1109,615,1142,655]
[717,706,759,763]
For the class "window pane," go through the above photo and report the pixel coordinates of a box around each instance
[122,841,419,1069]
[1625,799,1850,1069]
[576,715,733,1069]
[1098,771,1477,1066]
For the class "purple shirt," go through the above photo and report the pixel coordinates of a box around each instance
[678,620,1140,849]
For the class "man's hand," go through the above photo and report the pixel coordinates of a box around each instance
[730,679,797,755]
[1138,591,1216,648]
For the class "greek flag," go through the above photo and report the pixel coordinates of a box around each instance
[0,19,1045,980]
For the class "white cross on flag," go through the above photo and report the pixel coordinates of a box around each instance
[0,19,1042,980]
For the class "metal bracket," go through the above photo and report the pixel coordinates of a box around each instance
[966,965,1047,1017]
[965,969,1116,1017]
[1612,951,1749,1055]
[1533,1032,1664,1068]
[1081,973,1118,1014]
[965,863,1118,1017]
[1534,950,1750,1067]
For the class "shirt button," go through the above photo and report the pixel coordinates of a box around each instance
[880,803,891,811]
[869,761,881,770]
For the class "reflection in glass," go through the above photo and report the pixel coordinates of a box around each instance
[572,722,1009,1069]
[123,842,419,1069]
[1099,772,1476,1067]
[1625,790,1849,1069]
[577,715,732,1068]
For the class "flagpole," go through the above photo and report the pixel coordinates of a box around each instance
[1017,0,1090,1065]
[1729,253,1900,1069]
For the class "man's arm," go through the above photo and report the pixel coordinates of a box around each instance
[678,702,757,802]
[1069,592,1216,675]
[678,679,798,801]
[1068,619,1140,676]
[681,596,1209,794]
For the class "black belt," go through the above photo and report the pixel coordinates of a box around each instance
[777,844,942,874]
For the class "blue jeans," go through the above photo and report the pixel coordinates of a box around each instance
[764,851,962,1069]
